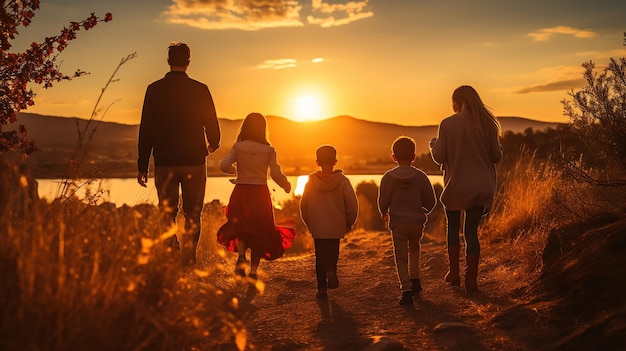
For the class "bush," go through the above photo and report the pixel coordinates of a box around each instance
[561,57,626,188]
[355,181,386,231]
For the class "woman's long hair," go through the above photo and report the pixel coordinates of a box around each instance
[236,112,270,145]
[452,85,502,140]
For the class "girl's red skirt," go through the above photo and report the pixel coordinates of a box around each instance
[217,184,296,260]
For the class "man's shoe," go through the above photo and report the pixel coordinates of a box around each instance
[399,291,413,306]
[411,278,422,294]
[316,288,328,299]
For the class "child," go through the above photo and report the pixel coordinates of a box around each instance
[378,136,437,305]
[217,112,296,280]
[300,145,359,299]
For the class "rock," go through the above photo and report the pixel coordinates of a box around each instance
[363,336,405,351]
[433,322,472,331]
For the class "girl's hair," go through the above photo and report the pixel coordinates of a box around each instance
[452,85,502,139]
[236,112,270,144]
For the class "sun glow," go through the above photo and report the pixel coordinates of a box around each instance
[293,175,309,196]
[292,95,323,122]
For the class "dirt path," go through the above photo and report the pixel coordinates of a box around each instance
[226,230,528,351]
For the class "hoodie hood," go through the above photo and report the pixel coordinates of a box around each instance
[386,166,423,189]
[307,170,346,193]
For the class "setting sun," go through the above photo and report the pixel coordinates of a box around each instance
[292,95,323,122]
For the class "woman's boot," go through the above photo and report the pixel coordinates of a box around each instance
[444,245,460,286]
[465,254,480,293]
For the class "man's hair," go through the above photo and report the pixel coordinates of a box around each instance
[168,42,190,67]
[316,144,337,165]
[392,136,415,162]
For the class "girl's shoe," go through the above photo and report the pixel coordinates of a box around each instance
[235,256,247,277]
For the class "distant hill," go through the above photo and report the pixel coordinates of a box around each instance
[12,113,563,178]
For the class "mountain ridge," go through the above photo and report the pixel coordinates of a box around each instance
[12,112,563,178]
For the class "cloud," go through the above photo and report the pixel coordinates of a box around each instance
[306,0,373,28]
[528,26,596,42]
[256,56,325,68]
[164,0,303,30]
[257,58,298,69]
[576,48,626,60]
[515,79,586,94]
[164,0,372,30]
[512,65,587,94]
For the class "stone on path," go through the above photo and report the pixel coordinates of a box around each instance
[433,322,473,331]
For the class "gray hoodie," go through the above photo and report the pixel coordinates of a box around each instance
[378,166,437,230]
[300,170,359,239]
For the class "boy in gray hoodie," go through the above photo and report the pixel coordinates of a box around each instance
[378,136,437,305]
[300,145,359,299]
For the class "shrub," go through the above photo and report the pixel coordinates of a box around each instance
[560,57,626,189]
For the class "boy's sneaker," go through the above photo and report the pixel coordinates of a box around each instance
[316,288,328,299]
[399,291,413,306]
[326,271,339,289]
[411,278,422,294]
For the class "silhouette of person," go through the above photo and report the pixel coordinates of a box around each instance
[429,85,502,293]
[137,42,221,266]
[217,112,296,280]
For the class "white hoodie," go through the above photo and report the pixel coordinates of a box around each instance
[300,170,359,239]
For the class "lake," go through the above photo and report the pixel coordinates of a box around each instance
[37,174,443,207]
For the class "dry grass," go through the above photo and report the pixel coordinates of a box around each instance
[481,149,625,295]
[480,151,562,293]
[0,170,246,351]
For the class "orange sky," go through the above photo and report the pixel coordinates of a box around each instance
[12,0,626,126]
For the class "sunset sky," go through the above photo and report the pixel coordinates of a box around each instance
[12,0,626,126]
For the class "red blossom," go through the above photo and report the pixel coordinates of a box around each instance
[0,0,112,155]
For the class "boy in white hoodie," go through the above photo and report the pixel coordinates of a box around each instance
[378,136,437,306]
[300,145,359,299]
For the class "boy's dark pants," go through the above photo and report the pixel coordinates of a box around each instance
[314,239,340,289]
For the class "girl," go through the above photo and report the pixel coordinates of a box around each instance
[429,85,503,293]
[217,112,296,280]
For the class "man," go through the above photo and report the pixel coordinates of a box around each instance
[137,42,221,266]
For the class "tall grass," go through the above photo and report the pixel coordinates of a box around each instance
[480,150,561,291]
[477,145,626,295]
[0,168,248,351]
[484,150,560,240]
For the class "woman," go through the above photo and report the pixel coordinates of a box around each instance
[429,85,503,292]
[217,113,296,280]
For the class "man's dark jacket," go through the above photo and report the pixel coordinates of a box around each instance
[138,71,221,172]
